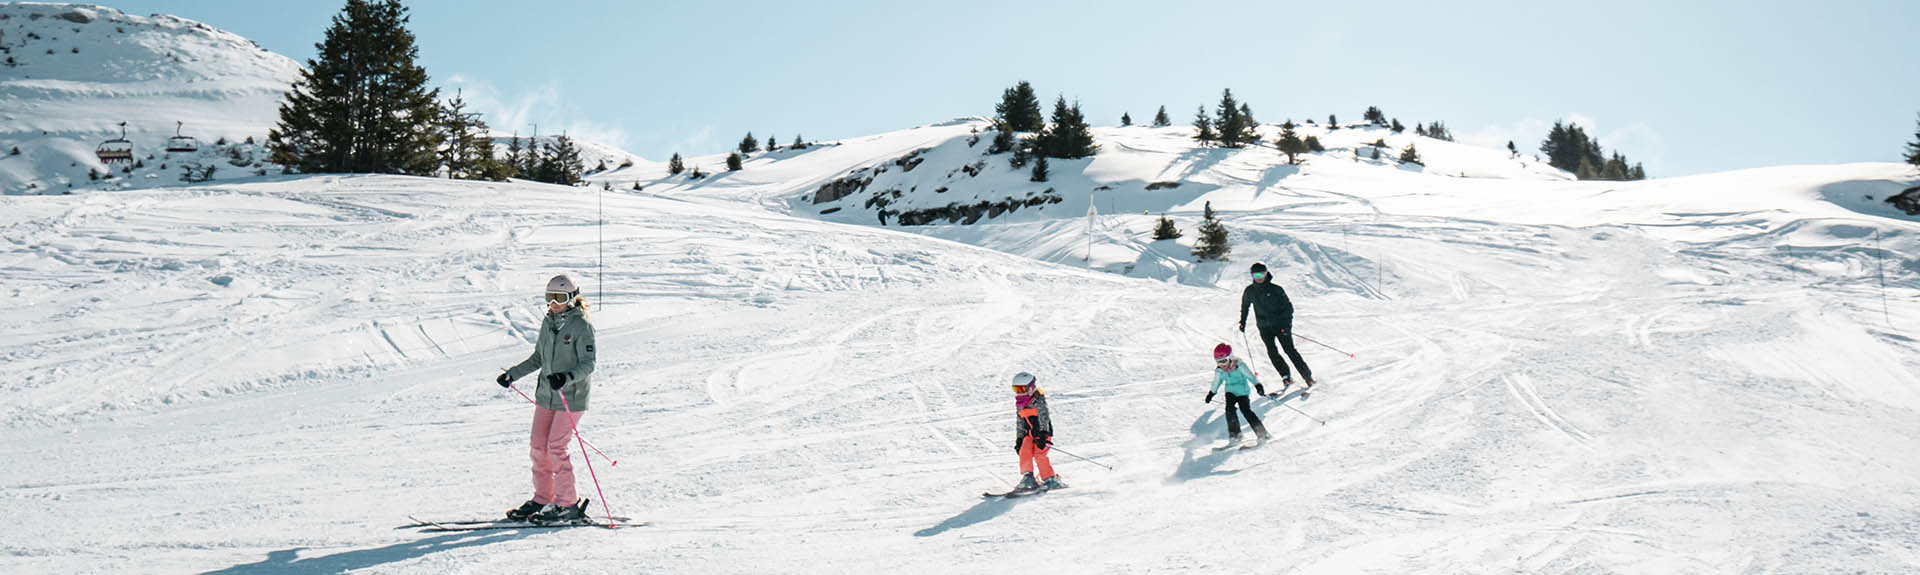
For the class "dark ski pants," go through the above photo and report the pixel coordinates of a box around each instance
[1256,324,1313,382]
[1223,393,1268,439]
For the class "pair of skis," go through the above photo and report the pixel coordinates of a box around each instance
[401,500,641,532]
[983,482,1069,499]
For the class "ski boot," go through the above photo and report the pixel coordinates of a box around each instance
[1013,472,1041,493]
[1280,376,1294,391]
[529,498,590,525]
[505,499,544,522]
[1042,475,1065,490]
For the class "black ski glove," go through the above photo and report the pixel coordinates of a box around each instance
[546,372,569,390]
[1033,434,1050,449]
[496,372,512,388]
[1204,391,1216,404]
[1256,384,1268,397]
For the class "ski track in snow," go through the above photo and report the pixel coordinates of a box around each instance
[2,128,1919,572]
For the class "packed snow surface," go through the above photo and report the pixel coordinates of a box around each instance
[2,138,1916,573]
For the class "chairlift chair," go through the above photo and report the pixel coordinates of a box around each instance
[96,121,134,163]
[165,121,198,153]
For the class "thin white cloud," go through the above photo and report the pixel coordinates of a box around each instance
[444,75,630,150]
[670,125,717,160]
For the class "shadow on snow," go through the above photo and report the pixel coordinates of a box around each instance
[203,529,535,574]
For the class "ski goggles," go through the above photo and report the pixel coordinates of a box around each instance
[544,291,577,305]
[1251,271,1268,280]
[1011,383,1034,394]
[1215,357,1234,367]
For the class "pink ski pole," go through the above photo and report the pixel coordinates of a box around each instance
[558,392,616,528]
[508,384,617,466]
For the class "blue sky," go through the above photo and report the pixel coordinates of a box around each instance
[106,0,1917,176]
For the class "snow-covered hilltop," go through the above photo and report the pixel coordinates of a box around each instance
[0,3,300,193]
[0,3,642,194]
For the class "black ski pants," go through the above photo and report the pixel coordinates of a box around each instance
[1223,392,1268,439]
[1256,324,1312,382]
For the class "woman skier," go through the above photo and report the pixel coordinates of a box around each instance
[494,274,598,524]
[1010,372,1063,493]
[1206,343,1270,449]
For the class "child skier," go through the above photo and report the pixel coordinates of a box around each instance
[1010,372,1063,493]
[1206,343,1270,449]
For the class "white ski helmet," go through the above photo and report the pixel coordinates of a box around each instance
[1011,372,1037,392]
[544,274,579,305]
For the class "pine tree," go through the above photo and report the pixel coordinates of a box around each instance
[543,135,584,185]
[1390,118,1405,133]
[1152,215,1183,240]
[1277,124,1307,164]
[1327,114,1338,130]
[1576,156,1600,180]
[1364,106,1387,127]
[1305,135,1325,152]
[1010,135,1033,169]
[1425,121,1453,142]
[1906,114,1920,167]
[726,152,743,171]
[994,81,1044,132]
[521,132,542,178]
[1630,163,1647,180]
[1507,140,1518,156]
[1030,155,1049,182]
[989,120,1016,154]
[1415,124,1428,137]
[1192,106,1215,146]
[791,134,806,149]
[1213,89,1250,148]
[1152,105,1171,127]
[765,134,777,153]
[738,132,758,156]
[268,0,442,175]
[1038,96,1098,158]
[1121,112,1132,126]
[667,152,684,175]
[438,89,494,180]
[505,134,524,176]
[1192,202,1231,260]
[1398,143,1422,165]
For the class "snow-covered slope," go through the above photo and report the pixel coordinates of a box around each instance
[0,3,643,195]
[2,157,1916,572]
[0,3,299,194]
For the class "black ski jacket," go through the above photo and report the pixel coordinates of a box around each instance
[1239,281,1294,330]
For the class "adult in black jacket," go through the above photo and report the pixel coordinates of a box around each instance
[1238,262,1314,389]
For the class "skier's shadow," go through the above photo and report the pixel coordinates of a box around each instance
[914,496,1026,537]
[1165,391,1296,485]
[203,529,534,574]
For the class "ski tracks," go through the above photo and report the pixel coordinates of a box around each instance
[1503,374,1595,451]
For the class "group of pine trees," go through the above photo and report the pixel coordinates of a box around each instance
[1191,89,1261,148]
[988,81,1099,182]
[1540,120,1647,181]
[502,132,585,185]
[721,132,805,172]
[269,0,584,184]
